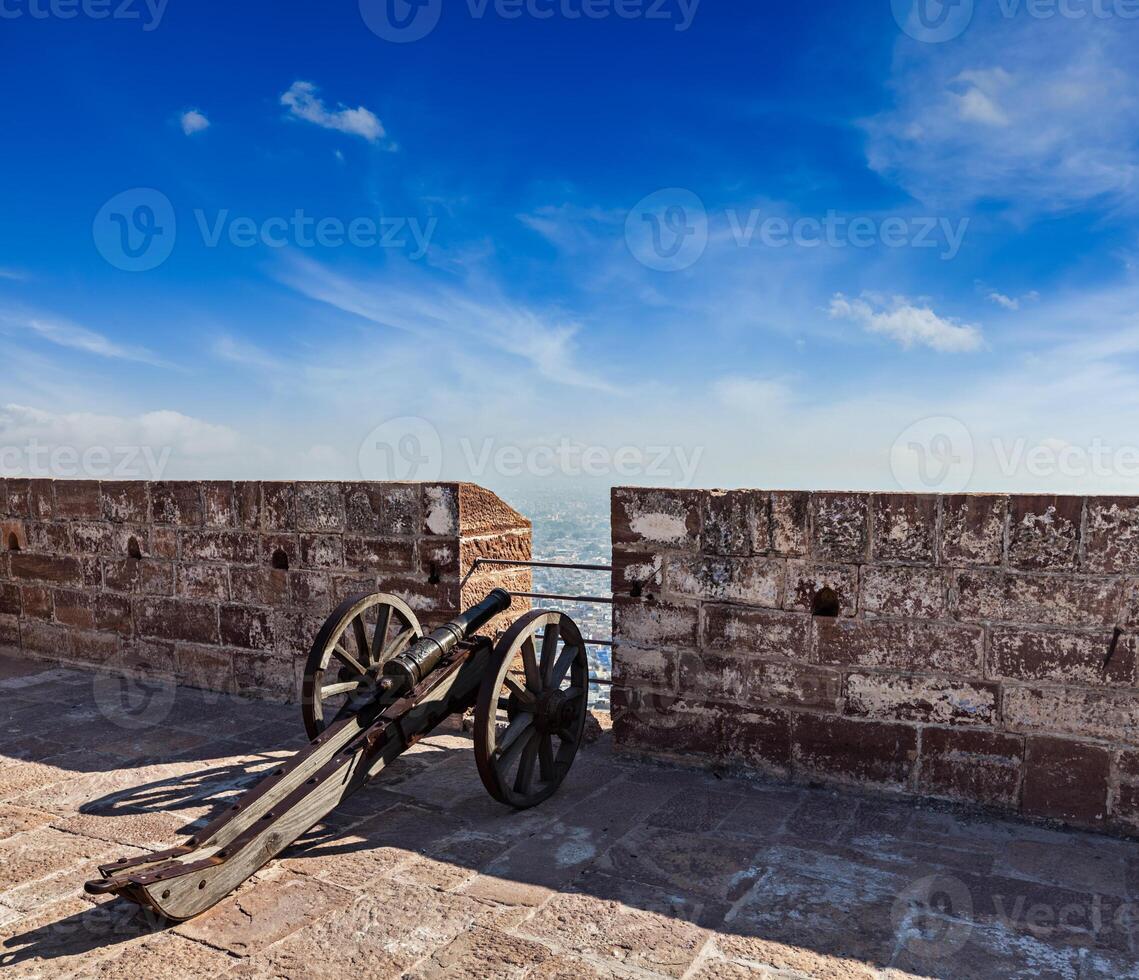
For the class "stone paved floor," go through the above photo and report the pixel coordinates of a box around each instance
[0,653,1136,979]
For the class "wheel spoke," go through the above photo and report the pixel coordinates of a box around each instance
[496,712,534,758]
[352,616,370,663]
[320,680,361,698]
[503,675,536,707]
[521,638,542,693]
[330,643,367,677]
[551,644,579,688]
[370,604,393,664]
[538,733,555,782]
[514,736,539,795]
[383,627,418,660]
[539,627,559,686]
[563,686,585,702]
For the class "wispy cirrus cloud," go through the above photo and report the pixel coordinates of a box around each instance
[829,293,984,353]
[280,81,384,143]
[0,310,169,366]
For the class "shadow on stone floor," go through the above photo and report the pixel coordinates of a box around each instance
[3,656,1139,978]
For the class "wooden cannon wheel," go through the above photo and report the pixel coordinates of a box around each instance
[473,610,589,809]
[301,592,423,740]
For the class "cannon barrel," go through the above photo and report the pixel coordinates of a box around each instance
[380,589,512,694]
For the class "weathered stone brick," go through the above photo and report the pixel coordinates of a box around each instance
[7,478,53,519]
[202,481,236,527]
[343,483,384,535]
[135,598,219,644]
[10,554,81,585]
[677,649,748,701]
[176,643,236,692]
[20,585,52,620]
[289,570,335,612]
[702,490,769,556]
[872,494,936,563]
[1114,783,1139,836]
[815,619,983,674]
[918,728,1024,808]
[1004,686,1139,744]
[989,627,1136,687]
[70,629,121,664]
[1083,497,1139,573]
[233,650,299,701]
[59,591,132,635]
[220,605,275,650]
[702,604,810,660]
[25,520,69,552]
[272,609,327,658]
[0,582,20,616]
[151,482,203,526]
[262,483,296,530]
[342,536,417,575]
[300,534,344,570]
[100,481,149,523]
[612,487,700,549]
[296,482,345,532]
[611,549,663,601]
[458,482,530,536]
[68,521,116,555]
[52,481,101,520]
[783,562,857,617]
[260,532,300,571]
[941,494,1006,566]
[1022,736,1110,827]
[180,530,258,564]
[953,570,1123,629]
[0,613,19,648]
[613,598,699,649]
[152,527,178,559]
[614,644,678,691]
[811,493,868,562]
[382,484,421,535]
[423,484,459,537]
[613,691,716,758]
[176,563,231,601]
[791,714,917,789]
[720,702,792,773]
[234,481,261,528]
[1008,495,1083,570]
[770,491,810,556]
[844,673,997,725]
[21,620,70,658]
[668,556,783,608]
[425,537,462,579]
[860,565,946,619]
[751,662,841,710]
[231,566,289,607]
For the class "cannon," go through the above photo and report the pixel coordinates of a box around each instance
[83,588,589,921]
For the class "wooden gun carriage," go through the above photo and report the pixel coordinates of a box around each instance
[84,584,594,921]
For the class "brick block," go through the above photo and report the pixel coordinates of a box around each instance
[989,627,1136,687]
[233,650,299,701]
[21,620,70,658]
[180,530,258,564]
[175,644,236,693]
[103,557,175,596]
[844,673,997,725]
[69,521,115,555]
[815,618,983,674]
[220,605,275,650]
[1023,736,1110,827]
[10,554,81,585]
[202,481,237,527]
[296,482,345,532]
[7,478,53,519]
[751,662,841,710]
[53,481,102,520]
[231,566,289,606]
[872,494,936,563]
[611,548,663,600]
[1114,783,1139,836]
[702,604,810,660]
[770,491,810,556]
[1084,497,1139,573]
[811,493,868,562]
[152,527,178,559]
[20,585,52,620]
[135,598,219,644]
[0,582,20,616]
[0,613,19,648]
[56,591,132,635]
[702,490,769,556]
[953,570,1123,628]
[1003,686,1139,744]
[941,495,1006,566]
[614,644,677,691]
[668,556,783,608]
[612,487,700,549]
[381,484,420,535]
[791,714,917,789]
[343,483,384,535]
[289,570,335,613]
[343,537,416,574]
[25,520,69,552]
[612,690,715,758]
[677,649,747,701]
[918,728,1024,807]
[860,565,946,619]
[1008,495,1083,570]
[300,534,344,569]
[262,483,296,530]
[177,563,231,601]
[720,702,792,773]
[70,629,123,665]
[151,482,204,525]
[101,481,149,523]
[613,597,699,649]
[424,537,461,578]
[784,561,857,617]
[423,484,459,536]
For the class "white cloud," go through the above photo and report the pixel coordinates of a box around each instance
[180,109,210,136]
[829,293,983,353]
[0,268,26,281]
[988,291,1019,311]
[0,311,167,366]
[280,81,384,143]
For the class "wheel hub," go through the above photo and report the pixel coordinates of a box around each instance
[535,690,576,734]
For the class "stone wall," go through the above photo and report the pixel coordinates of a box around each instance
[611,487,1139,837]
[0,480,531,701]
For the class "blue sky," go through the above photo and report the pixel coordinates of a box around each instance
[2,0,1139,494]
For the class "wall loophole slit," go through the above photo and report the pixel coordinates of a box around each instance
[811,587,841,618]
[272,549,290,571]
